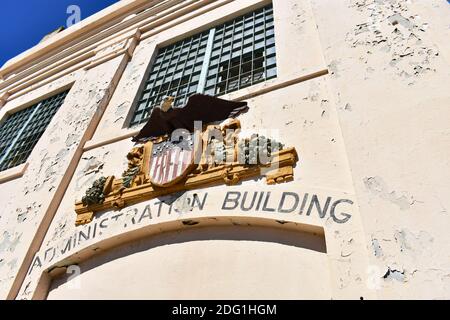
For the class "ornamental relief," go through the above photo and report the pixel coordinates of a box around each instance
[75,95,299,226]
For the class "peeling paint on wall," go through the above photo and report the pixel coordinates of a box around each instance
[371,237,383,258]
[383,266,405,282]
[394,228,434,255]
[347,0,439,81]
[363,176,412,210]
[0,55,126,298]
[0,232,22,253]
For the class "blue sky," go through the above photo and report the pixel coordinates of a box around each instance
[0,0,119,67]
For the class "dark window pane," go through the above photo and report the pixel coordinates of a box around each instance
[130,3,276,127]
[0,90,70,171]
[129,31,207,127]
[205,3,277,95]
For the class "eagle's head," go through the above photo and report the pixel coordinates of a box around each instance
[159,96,175,112]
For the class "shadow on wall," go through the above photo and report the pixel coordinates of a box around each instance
[49,223,327,293]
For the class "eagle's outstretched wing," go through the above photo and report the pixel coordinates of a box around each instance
[171,94,248,123]
[132,94,248,142]
[131,108,173,142]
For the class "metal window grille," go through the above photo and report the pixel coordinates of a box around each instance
[0,90,69,171]
[204,5,276,96]
[130,31,211,126]
[130,3,276,127]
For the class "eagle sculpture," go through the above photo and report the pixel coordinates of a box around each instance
[132,94,249,142]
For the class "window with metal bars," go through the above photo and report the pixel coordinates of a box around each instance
[130,4,276,127]
[130,31,210,126]
[0,90,69,172]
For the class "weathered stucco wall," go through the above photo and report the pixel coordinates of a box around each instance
[17,75,373,299]
[311,0,450,298]
[0,0,449,299]
[0,54,129,299]
[46,225,331,299]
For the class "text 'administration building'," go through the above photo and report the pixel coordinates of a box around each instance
[0,0,449,300]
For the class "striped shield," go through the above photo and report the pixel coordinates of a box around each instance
[148,134,195,187]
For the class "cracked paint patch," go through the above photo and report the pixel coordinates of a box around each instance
[290,2,307,33]
[394,228,434,255]
[363,176,412,210]
[7,258,18,270]
[335,259,353,289]
[47,215,68,245]
[383,267,405,282]
[114,101,130,117]
[65,133,80,147]
[347,0,439,80]
[371,237,383,257]
[16,202,42,223]
[81,157,105,175]
[328,59,341,77]
[0,232,22,254]
[76,152,110,192]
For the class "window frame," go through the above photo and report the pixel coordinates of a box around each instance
[128,3,277,128]
[0,88,71,173]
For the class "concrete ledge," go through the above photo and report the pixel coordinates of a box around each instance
[231,69,329,102]
[0,92,9,108]
[0,162,28,183]
[83,129,141,151]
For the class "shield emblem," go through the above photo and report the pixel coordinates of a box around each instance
[148,134,195,187]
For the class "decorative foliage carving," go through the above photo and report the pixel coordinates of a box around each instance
[237,134,284,165]
[81,176,107,206]
[122,167,140,188]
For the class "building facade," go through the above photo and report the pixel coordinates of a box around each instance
[0,0,449,300]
